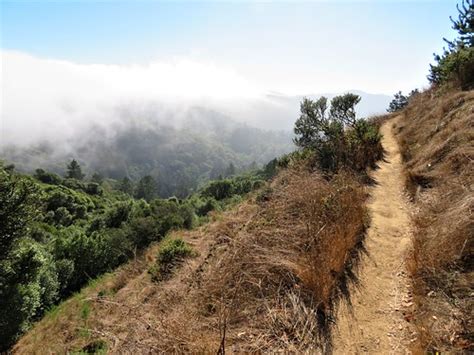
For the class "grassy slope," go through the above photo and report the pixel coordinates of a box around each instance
[14,164,370,354]
[393,89,474,352]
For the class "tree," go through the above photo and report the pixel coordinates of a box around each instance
[0,166,59,350]
[91,172,103,184]
[387,91,409,112]
[293,97,330,150]
[429,0,474,89]
[135,175,157,201]
[118,177,134,195]
[201,179,234,200]
[0,168,39,258]
[293,94,381,173]
[446,0,474,49]
[66,159,85,180]
[34,169,62,185]
[329,93,361,128]
[225,162,236,177]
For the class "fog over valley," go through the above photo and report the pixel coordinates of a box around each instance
[1,50,390,196]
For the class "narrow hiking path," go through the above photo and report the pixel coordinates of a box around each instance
[333,118,418,354]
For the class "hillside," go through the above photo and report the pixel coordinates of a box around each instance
[0,161,269,351]
[393,89,474,352]
[7,88,473,353]
[9,92,386,353]
[13,160,371,353]
[1,111,293,198]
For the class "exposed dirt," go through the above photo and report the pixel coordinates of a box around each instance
[333,118,419,354]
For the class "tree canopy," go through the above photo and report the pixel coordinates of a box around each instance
[66,159,85,180]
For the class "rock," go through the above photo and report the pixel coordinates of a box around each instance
[427,290,436,297]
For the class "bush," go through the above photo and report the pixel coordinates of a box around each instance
[201,179,234,200]
[51,227,114,293]
[0,240,59,351]
[195,197,219,216]
[149,238,193,281]
[85,182,103,195]
[293,95,382,174]
[128,216,160,248]
[104,202,132,228]
[430,47,474,90]
[428,1,474,90]
[34,169,62,185]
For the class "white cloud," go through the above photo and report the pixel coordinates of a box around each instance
[0,50,264,146]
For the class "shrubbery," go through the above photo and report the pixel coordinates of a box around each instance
[0,159,268,349]
[429,0,474,90]
[149,237,193,281]
[293,94,383,174]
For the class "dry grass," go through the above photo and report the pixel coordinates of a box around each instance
[394,88,474,352]
[14,163,370,354]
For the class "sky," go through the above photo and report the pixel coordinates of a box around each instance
[1,0,459,95]
[0,1,461,146]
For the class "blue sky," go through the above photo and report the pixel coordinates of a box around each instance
[1,0,459,94]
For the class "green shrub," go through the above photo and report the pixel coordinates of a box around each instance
[430,47,474,90]
[149,238,193,281]
[104,202,132,228]
[34,169,62,185]
[85,182,102,195]
[293,95,382,174]
[53,207,73,226]
[428,1,474,90]
[201,179,234,200]
[0,239,59,351]
[195,197,219,216]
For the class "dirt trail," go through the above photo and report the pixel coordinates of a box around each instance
[333,118,417,354]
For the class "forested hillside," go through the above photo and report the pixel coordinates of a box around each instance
[8,92,385,353]
[2,110,293,198]
[0,158,276,351]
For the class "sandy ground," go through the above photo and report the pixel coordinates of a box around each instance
[332,118,418,354]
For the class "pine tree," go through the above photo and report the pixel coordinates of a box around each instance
[428,0,474,88]
[387,91,409,112]
[66,159,85,180]
[446,0,474,50]
[135,175,157,201]
[225,162,236,177]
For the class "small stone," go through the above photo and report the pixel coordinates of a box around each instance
[427,290,436,297]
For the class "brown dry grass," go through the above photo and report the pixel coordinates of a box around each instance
[14,163,369,354]
[394,88,474,352]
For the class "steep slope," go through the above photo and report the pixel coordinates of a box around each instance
[333,117,418,353]
[14,163,370,353]
[394,90,474,352]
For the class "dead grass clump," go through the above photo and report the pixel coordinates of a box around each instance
[191,167,368,352]
[394,88,474,352]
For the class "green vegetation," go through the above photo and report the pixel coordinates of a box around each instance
[3,117,293,199]
[429,0,473,90]
[149,237,194,281]
[293,93,383,173]
[0,156,272,350]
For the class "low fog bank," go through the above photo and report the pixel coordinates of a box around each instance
[0,50,390,196]
[1,50,391,146]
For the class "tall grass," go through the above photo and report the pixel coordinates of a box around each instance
[394,89,474,352]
